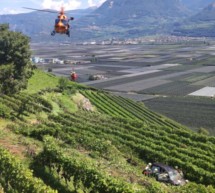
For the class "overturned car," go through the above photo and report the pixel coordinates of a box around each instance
[143,163,187,186]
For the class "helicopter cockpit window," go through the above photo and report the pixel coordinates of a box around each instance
[55,19,60,24]
[62,19,67,25]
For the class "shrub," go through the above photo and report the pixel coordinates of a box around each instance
[0,103,11,118]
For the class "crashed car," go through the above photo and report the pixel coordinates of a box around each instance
[143,163,187,186]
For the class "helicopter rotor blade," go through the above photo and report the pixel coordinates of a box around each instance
[22,7,58,13]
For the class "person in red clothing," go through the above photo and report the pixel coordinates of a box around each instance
[71,71,78,81]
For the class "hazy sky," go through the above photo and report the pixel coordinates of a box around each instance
[0,0,106,14]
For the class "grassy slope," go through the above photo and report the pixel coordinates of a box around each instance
[24,69,59,94]
[0,69,215,193]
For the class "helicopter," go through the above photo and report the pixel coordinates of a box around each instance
[23,7,74,37]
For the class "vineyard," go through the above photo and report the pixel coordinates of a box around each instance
[0,145,56,193]
[144,96,215,134]
[0,70,215,192]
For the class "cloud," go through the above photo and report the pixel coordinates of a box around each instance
[42,0,82,10]
[88,0,106,7]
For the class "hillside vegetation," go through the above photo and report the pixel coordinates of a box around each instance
[173,2,215,37]
[0,24,33,95]
[0,69,215,193]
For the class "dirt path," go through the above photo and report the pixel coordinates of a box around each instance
[0,121,38,160]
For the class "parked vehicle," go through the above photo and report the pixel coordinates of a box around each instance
[143,163,187,186]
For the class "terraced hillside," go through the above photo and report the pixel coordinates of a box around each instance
[0,70,215,193]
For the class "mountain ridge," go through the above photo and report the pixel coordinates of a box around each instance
[1,0,215,41]
[181,0,214,13]
[173,2,215,37]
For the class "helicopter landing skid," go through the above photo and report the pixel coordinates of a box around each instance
[66,30,70,37]
[51,31,56,36]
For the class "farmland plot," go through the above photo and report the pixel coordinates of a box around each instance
[144,96,215,135]
[140,81,202,96]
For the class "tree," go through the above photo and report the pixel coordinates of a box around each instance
[0,24,33,94]
[0,64,19,94]
[0,23,9,31]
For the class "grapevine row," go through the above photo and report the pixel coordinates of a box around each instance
[0,146,57,193]
[15,111,215,186]
[38,136,138,193]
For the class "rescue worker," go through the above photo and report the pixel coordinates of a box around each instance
[71,71,77,81]
[143,163,152,176]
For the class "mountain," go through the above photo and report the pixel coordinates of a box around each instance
[173,2,215,37]
[92,0,188,25]
[0,0,190,42]
[190,2,215,21]
[75,0,190,40]
[181,0,214,13]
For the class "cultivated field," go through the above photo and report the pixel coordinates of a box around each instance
[144,96,215,135]
[32,42,215,134]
